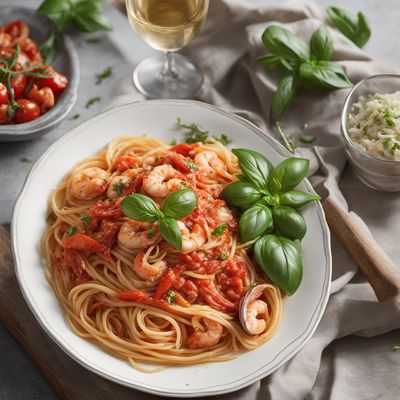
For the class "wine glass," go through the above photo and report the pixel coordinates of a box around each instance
[126,0,209,99]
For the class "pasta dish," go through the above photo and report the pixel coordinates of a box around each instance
[41,136,284,371]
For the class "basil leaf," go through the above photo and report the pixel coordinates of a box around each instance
[162,189,197,219]
[268,158,310,193]
[254,234,303,295]
[73,0,112,32]
[221,181,261,207]
[232,149,272,189]
[239,203,272,242]
[279,190,320,208]
[257,54,296,71]
[272,205,307,240]
[159,218,182,250]
[310,25,333,61]
[327,7,371,48]
[120,194,162,222]
[299,61,352,90]
[37,0,72,30]
[262,26,310,64]
[272,74,299,121]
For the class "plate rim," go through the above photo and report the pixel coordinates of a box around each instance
[11,99,332,397]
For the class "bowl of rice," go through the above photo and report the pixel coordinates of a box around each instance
[341,74,400,191]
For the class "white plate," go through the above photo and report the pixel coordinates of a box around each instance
[11,100,331,397]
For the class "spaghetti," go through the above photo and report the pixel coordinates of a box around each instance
[41,136,283,371]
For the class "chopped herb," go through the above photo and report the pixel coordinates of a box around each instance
[217,253,229,261]
[215,133,232,145]
[95,66,112,85]
[81,214,91,226]
[186,159,198,171]
[85,37,101,44]
[113,181,125,197]
[362,124,370,136]
[147,226,156,238]
[179,181,190,189]
[146,165,154,171]
[170,138,177,145]
[66,226,78,238]
[20,157,33,163]
[177,117,209,143]
[86,96,101,108]
[212,224,228,236]
[165,290,176,305]
[72,113,80,119]
[299,134,316,144]
[250,282,257,288]
[276,122,296,153]
[383,108,398,128]
[393,344,400,352]
[390,142,400,155]
[383,137,392,147]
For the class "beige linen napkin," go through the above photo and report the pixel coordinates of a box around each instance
[110,1,400,398]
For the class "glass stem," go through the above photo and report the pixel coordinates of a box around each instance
[160,51,178,79]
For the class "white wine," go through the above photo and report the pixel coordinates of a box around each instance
[127,0,209,52]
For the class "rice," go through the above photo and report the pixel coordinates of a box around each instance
[347,91,400,161]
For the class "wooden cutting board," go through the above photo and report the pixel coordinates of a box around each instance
[0,225,157,400]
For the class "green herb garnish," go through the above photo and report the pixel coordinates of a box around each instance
[147,226,156,238]
[166,290,176,305]
[113,181,125,197]
[221,148,320,296]
[95,66,112,85]
[20,157,33,163]
[393,344,400,352]
[66,226,78,238]
[215,134,232,145]
[212,224,228,236]
[217,253,229,261]
[299,134,316,144]
[37,0,111,62]
[120,189,198,250]
[80,214,91,227]
[170,138,177,145]
[86,96,101,108]
[258,25,352,121]
[276,122,296,153]
[72,114,80,120]
[327,7,371,48]
[187,159,198,171]
[85,37,101,44]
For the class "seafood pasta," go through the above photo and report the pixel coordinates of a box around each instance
[41,136,283,371]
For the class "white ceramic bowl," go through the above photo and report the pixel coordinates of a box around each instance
[11,100,331,397]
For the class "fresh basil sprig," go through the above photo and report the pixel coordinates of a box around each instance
[258,25,352,121]
[221,149,320,296]
[120,189,197,250]
[327,7,371,48]
[37,0,112,63]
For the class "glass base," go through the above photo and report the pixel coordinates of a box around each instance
[133,53,203,99]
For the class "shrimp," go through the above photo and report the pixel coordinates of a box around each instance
[0,32,12,47]
[70,167,109,200]
[177,221,206,253]
[244,300,269,335]
[194,151,232,181]
[117,220,159,250]
[142,165,184,197]
[186,318,223,349]
[212,202,234,225]
[26,84,54,113]
[107,168,143,199]
[133,249,167,282]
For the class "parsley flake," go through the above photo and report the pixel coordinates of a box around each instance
[147,226,156,238]
[217,253,229,261]
[187,159,198,171]
[166,290,176,305]
[20,157,33,163]
[72,113,80,120]
[66,226,78,238]
[81,214,91,227]
[212,224,228,236]
[215,133,232,145]
[86,96,101,108]
[95,66,112,85]
[113,181,125,197]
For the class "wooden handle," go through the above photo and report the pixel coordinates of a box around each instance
[323,197,400,302]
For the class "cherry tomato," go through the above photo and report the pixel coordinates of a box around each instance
[0,82,9,105]
[19,38,42,63]
[11,74,27,99]
[14,99,40,124]
[37,65,68,94]
[0,104,9,124]
[5,20,29,40]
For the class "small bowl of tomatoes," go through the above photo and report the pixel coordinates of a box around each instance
[0,7,79,142]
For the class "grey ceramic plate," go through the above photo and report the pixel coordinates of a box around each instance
[0,6,79,142]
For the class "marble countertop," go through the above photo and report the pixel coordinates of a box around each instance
[0,0,399,398]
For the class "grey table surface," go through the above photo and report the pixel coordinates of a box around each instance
[0,0,399,398]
